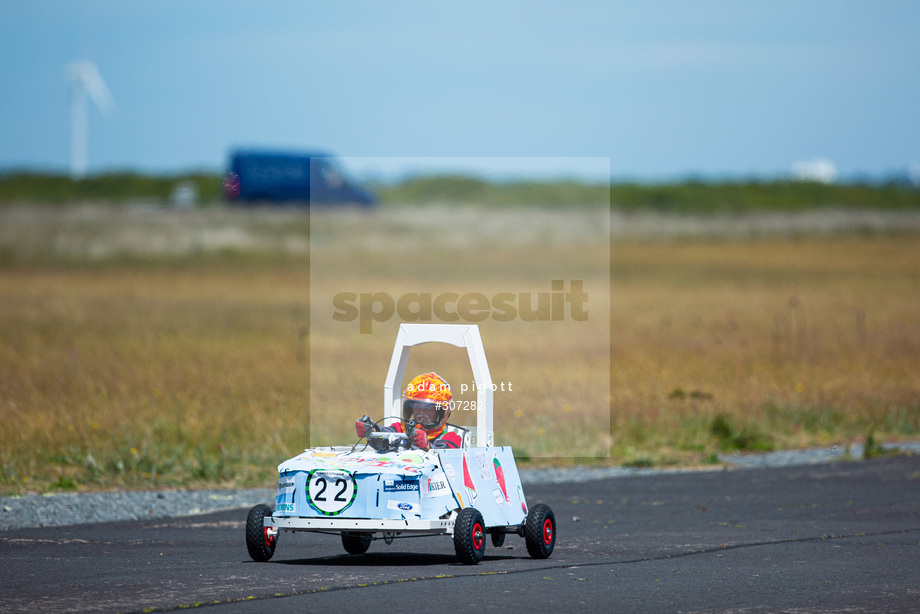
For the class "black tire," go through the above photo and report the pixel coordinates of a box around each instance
[453,507,486,565]
[524,503,556,559]
[341,532,372,555]
[490,530,506,548]
[245,504,276,562]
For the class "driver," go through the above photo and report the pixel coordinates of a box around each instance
[360,372,462,451]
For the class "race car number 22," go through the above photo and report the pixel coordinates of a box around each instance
[307,470,357,516]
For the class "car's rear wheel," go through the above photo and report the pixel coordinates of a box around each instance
[454,508,486,565]
[491,530,506,548]
[245,504,276,562]
[341,532,372,554]
[524,503,556,559]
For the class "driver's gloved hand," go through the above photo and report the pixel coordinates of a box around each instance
[355,415,376,438]
[413,428,429,451]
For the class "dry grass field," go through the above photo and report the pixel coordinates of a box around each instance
[610,237,920,463]
[0,204,918,493]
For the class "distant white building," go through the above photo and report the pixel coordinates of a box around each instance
[791,158,837,184]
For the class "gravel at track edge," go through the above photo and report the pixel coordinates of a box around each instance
[2,442,918,531]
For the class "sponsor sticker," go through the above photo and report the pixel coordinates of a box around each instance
[422,472,451,499]
[276,474,296,514]
[386,500,418,513]
[476,451,493,481]
[383,479,419,493]
[517,483,527,515]
[493,457,510,503]
[462,453,478,503]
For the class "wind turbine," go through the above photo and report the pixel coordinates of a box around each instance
[66,61,114,179]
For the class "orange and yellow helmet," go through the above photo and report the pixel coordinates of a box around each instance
[402,372,452,438]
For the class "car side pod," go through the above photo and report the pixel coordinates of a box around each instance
[245,323,557,566]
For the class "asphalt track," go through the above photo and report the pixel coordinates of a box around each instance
[1,455,918,614]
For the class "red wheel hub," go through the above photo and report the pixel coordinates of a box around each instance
[472,523,484,550]
[264,527,277,548]
[542,518,553,546]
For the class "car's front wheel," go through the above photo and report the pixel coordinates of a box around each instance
[245,504,277,562]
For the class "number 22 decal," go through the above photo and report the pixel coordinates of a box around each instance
[313,476,348,502]
[307,470,356,515]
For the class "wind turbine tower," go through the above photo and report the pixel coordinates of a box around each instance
[67,61,114,179]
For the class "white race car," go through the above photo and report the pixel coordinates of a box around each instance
[245,323,556,565]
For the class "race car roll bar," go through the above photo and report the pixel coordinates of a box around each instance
[383,324,494,448]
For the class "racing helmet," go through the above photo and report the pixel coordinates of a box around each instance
[402,372,452,438]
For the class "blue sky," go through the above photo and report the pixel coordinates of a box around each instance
[1,1,918,182]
